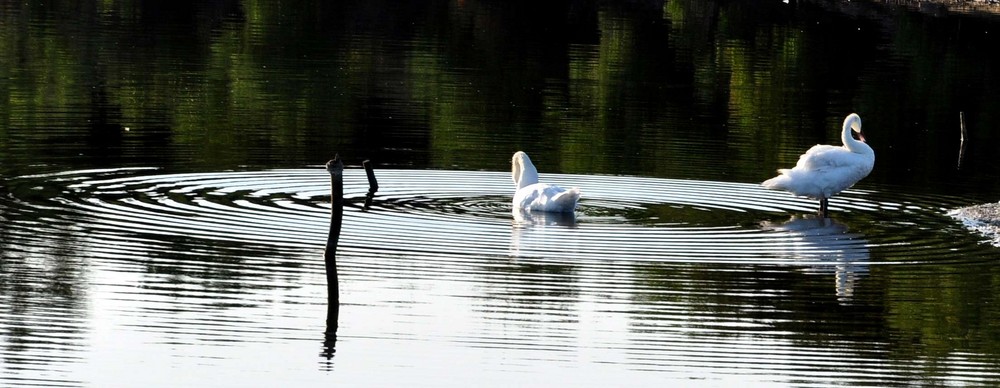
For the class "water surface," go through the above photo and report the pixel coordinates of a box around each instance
[3,167,1000,386]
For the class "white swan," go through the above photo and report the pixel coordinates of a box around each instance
[762,113,875,217]
[511,151,580,213]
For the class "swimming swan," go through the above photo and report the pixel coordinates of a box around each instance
[511,151,580,213]
[762,113,875,217]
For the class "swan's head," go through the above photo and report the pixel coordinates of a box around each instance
[845,113,865,143]
[512,151,531,167]
[511,151,539,189]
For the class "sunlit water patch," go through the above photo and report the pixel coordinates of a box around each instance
[2,168,999,387]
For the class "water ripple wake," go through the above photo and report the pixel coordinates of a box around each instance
[2,167,988,267]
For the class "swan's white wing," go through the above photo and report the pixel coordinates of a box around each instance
[514,183,580,213]
[797,145,859,171]
[765,145,874,199]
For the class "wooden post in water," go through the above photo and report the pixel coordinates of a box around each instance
[363,159,379,192]
[322,155,344,360]
[363,159,379,210]
[322,157,378,361]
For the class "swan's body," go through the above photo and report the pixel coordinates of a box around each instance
[511,151,580,213]
[762,113,875,217]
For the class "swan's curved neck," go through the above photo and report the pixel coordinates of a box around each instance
[841,115,871,155]
[513,155,540,190]
[840,124,857,149]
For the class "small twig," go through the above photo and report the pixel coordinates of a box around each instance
[958,111,968,170]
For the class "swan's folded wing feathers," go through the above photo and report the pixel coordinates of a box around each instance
[515,183,579,213]
[798,145,860,171]
[551,187,581,204]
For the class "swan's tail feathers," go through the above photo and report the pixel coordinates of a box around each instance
[551,187,581,211]
[761,170,792,191]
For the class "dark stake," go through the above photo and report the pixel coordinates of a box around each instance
[322,155,344,361]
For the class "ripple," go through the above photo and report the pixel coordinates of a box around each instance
[1,167,987,268]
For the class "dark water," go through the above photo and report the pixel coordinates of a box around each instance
[4,0,1000,386]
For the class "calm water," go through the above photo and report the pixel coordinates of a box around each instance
[4,0,1000,386]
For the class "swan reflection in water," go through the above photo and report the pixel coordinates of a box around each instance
[509,208,578,259]
[761,215,870,304]
[512,208,578,227]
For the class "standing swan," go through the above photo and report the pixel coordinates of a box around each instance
[762,113,875,217]
[511,151,581,213]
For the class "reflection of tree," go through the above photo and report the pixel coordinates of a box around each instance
[882,258,1000,380]
[1,169,344,386]
[1,0,1000,183]
[668,0,887,184]
[0,182,88,383]
[859,9,1000,189]
[630,261,884,342]
[629,212,1000,383]
[136,238,303,300]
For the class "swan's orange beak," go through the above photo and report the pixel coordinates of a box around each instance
[854,131,867,143]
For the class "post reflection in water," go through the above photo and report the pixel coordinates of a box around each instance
[760,215,870,303]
